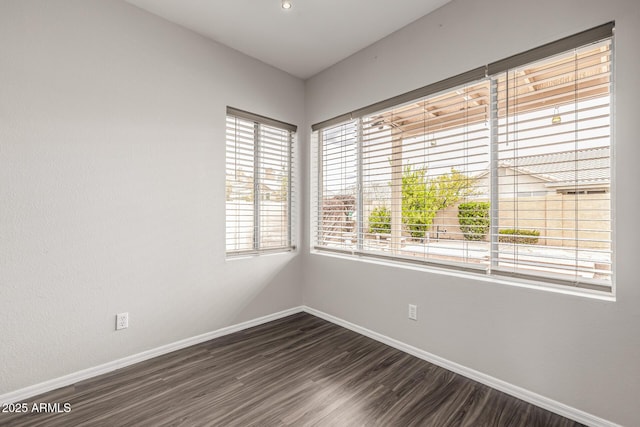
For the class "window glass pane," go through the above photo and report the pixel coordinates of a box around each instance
[258,124,291,250]
[226,116,256,253]
[493,39,612,285]
[361,81,490,268]
[317,121,358,250]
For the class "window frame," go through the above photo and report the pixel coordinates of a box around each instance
[311,23,614,293]
[226,107,297,257]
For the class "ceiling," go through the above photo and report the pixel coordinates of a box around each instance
[126,0,451,79]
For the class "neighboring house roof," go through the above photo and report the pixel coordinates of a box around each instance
[501,147,610,189]
[475,147,610,190]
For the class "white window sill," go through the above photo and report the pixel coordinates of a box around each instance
[310,249,616,302]
[226,247,297,261]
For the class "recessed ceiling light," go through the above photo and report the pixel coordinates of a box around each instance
[282,0,292,9]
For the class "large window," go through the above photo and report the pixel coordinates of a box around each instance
[312,24,613,291]
[226,107,296,256]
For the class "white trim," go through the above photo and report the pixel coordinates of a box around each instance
[0,306,304,405]
[310,250,615,302]
[302,306,620,427]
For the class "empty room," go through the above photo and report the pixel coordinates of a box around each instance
[1,0,638,426]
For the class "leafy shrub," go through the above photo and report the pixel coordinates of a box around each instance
[458,202,490,241]
[368,206,391,234]
[498,229,540,244]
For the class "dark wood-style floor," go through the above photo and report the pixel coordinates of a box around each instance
[1,313,583,427]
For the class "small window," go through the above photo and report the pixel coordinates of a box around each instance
[226,107,296,256]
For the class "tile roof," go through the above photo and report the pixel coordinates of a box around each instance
[499,147,610,187]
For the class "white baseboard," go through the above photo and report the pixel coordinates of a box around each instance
[0,306,304,405]
[0,304,619,427]
[301,306,619,427]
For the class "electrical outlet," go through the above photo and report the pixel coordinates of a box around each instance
[408,304,417,321]
[116,312,129,330]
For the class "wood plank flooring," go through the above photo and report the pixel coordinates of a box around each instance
[0,313,583,426]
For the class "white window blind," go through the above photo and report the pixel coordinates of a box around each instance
[226,108,295,256]
[314,81,491,269]
[315,121,358,250]
[312,23,613,291]
[361,81,491,267]
[491,39,612,287]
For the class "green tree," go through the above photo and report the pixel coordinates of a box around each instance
[368,206,391,234]
[433,170,475,210]
[402,166,473,238]
[401,166,433,238]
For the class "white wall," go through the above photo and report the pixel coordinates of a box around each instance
[0,0,304,394]
[304,0,640,425]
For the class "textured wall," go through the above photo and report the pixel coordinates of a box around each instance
[304,0,640,425]
[0,0,304,394]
